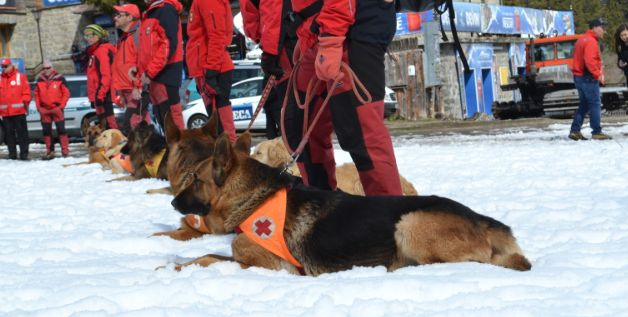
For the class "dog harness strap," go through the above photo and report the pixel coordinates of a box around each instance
[145,149,166,177]
[237,188,302,268]
[110,153,134,173]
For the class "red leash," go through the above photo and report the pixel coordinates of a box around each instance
[245,75,276,133]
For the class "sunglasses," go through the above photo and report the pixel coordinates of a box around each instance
[42,67,52,70]
[114,12,130,18]
[1,65,8,68]
[83,33,96,39]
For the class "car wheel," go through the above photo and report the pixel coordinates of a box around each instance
[188,114,208,129]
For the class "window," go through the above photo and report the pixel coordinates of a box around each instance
[66,80,88,98]
[230,78,263,99]
[533,43,555,61]
[556,41,576,59]
[0,24,14,57]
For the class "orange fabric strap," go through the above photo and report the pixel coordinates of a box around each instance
[238,188,302,268]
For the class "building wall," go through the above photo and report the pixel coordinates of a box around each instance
[2,3,85,78]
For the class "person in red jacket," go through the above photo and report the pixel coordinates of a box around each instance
[569,18,612,141]
[241,0,298,139]
[112,4,150,133]
[282,0,402,196]
[137,0,185,131]
[84,24,118,129]
[186,0,236,142]
[0,58,31,160]
[34,61,71,159]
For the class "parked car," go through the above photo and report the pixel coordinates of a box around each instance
[20,75,124,141]
[182,76,267,130]
[384,86,398,118]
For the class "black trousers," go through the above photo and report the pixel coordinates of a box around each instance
[3,114,29,159]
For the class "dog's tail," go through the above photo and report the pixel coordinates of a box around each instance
[486,226,532,271]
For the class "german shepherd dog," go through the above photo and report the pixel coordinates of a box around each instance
[62,123,107,168]
[109,121,168,181]
[151,113,226,240]
[170,133,532,275]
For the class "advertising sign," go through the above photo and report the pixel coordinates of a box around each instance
[42,0,81,8]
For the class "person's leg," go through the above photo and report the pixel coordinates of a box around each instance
[15,114,29,160]
[55,118,69,157]
[331,40,401,196]
[584,78,602,134]
[214,70,236,142]
[41,113,54,155]
[4,116,18,159]
[284,46,336,190]
[570,76,589,133]
[102,98,118,130]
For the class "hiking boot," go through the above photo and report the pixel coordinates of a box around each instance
[592,133,612,140]
[42,152,55,160]
[568,131,587,141]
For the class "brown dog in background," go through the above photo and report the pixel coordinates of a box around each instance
[63,123,108,168]
[170,133,531,274]
[252,137,418,196]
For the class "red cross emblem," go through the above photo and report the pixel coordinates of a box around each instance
[252,216,274,239]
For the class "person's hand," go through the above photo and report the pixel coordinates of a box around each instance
[90,102,95,109]
[315,36,345,81]
[619,60,627,68]
[261,52,284,77]
[131,88,142,101]
[141,72,150,85]
[600,74,606,86]
[52,106,63,117]
[128,66,138,81]
[204,70,220,95]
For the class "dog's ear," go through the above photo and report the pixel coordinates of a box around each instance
[212,134,235,186]
[110,131,122,147]
[204,111,219,139]
[234,132,252,155]
[164,112,180,144]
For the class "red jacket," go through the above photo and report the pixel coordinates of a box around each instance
[292,0,355,50]
[138,0,183,87]
[572,30,604,80]
[0,68,31,117]
[112,21,142,91]
[86,41,115,102]
[34,71,70,111]
[241,0,283,55]
[186,0,234,77]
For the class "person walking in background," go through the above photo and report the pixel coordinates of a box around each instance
[137,0,185,131]
[0,58,31,160]
[614,23,628,88]
[84,24,118,129]
[241,0,298,140]
[281,0,402,196]
[34,61,71,159]
[569,18,612,141]
[71,44,87,74]
[186,0,236,141]
[112,3,150,133]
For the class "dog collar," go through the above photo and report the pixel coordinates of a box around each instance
[235,188,302,268]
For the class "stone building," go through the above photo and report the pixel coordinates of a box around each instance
[0,0,88,78]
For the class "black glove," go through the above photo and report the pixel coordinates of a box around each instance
[90,102,95,109]
[204,70,220,95]
[261,52,284,77]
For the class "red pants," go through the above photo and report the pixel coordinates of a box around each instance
[284,40,402,196]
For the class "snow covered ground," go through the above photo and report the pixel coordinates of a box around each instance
[2,121,628,316]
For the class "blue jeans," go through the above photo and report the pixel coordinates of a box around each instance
[570,75,602,134]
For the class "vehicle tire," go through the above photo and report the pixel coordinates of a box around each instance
[81,115,99,137]
[188,114,208,129]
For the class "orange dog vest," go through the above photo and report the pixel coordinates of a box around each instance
[236,188,302,268]
[110,153,134,173]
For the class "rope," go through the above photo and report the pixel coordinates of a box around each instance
[245,75,276,133]
[279,59,373,173]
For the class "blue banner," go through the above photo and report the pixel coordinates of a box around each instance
[42,0,81,8]
[441,2,482,32]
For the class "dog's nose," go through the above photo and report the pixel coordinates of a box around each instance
[171,198,180,211]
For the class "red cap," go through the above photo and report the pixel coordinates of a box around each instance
[1,58,11,66]
[113,4,140,19]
